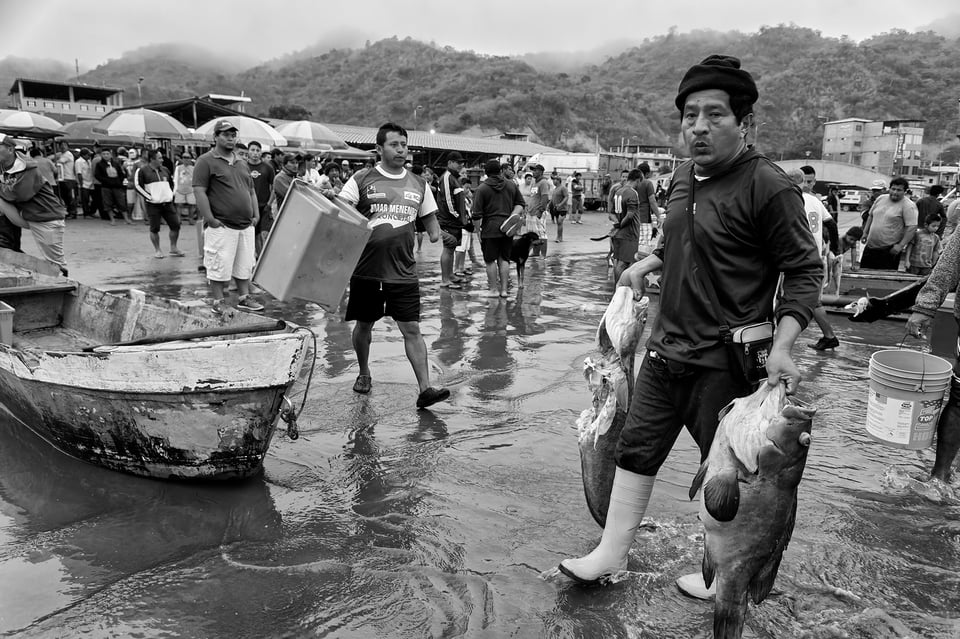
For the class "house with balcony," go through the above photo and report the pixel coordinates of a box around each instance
[7,78,124,123]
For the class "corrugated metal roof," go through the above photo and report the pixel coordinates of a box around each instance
[322,123,563,156]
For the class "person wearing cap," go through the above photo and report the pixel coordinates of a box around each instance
[94,148,129,225]
[0,134,68,274]
[338,122,449,409]
[559,55,821,595]
[436,151,469,289]
[340,160,353,181]
[860,179,886,226]
[860,176,917,270]
[173,151,196,224]
[471,158,526,297]
[192,120,264,313]
[527,163,550,257]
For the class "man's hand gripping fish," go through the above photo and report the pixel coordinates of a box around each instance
[689,383,815,639]
[576,287,648,527]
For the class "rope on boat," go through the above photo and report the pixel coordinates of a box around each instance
[279,326,319,440]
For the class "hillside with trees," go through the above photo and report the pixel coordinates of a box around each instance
[8,25,960,161]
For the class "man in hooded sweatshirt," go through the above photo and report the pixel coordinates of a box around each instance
[0,134,68,275]
[471,159,526,298]
[557,55,822,598]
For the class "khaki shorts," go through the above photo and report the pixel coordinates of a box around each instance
[203,224,255,282]
[174,191,196,205]
[28,219,66,271]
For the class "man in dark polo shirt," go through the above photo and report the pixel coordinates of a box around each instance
[193,120,263,313]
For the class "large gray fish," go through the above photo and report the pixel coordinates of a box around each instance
[689,383,815,639]
[577,288,647,527]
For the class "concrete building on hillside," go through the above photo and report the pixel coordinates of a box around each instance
[7,78,125,122]
[821,117,925,179]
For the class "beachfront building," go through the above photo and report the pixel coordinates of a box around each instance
[821,117,925,178]
[7,78,124,122]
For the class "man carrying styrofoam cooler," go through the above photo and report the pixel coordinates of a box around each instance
[0,134,68,276]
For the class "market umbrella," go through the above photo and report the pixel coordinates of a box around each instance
[61,120,140,145]
[195,116,286,148]
[274,120,348,150]
[93,108,193,139]
[0,109,65,139]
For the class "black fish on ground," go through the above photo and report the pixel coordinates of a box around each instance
[577,287,647,527]
[848,277,927,323]
[689,383,816,639]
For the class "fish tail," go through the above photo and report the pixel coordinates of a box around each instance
[713,592,747,639]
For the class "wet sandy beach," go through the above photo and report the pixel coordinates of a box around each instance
[1,211,958,638]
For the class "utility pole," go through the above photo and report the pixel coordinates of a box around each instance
[137,77,144,105]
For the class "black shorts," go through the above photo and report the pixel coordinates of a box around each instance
[345,277,421,323]
[146,202,180,233]
[481,236,513,263]
[550,209,567,223]
[616,353,753,475]
[440,228,462,250]
[255,204,274,235]
[611,237,638,263]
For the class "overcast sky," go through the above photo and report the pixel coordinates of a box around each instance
[4,0,958,67]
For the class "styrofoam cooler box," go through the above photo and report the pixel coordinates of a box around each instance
[254,180,370,310]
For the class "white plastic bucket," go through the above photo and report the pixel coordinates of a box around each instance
[865,350,953,449]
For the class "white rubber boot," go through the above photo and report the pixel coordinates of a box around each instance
[559,468,655,584]
[676,572,717,600]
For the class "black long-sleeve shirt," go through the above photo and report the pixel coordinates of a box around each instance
[649,150,822,369]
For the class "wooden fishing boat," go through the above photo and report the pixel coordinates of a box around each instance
[0,249,312,481]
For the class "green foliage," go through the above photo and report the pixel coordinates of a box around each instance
[18,28,960,157]
[267,104,312,120]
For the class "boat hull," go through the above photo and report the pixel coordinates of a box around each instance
[0,369,290,480]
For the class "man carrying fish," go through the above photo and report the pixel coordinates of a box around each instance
[559,55,822,596]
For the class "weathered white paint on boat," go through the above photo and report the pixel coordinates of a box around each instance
[0,249,312,480]
[0,333,307,392]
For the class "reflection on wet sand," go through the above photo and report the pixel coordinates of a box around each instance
[0,416,281,635]
[4,225,959,638]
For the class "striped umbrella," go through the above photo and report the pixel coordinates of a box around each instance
[0,109,65,139]
[274,120,348,150]
[195,116,286,148]
[93,108,193,139]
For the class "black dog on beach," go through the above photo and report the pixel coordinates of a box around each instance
[510,231,541,289]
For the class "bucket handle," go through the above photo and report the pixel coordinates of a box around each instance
[897,330,933,393]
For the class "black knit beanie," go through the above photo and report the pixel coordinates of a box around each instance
[675,55,758,112]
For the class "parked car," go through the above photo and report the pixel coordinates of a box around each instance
[838,189,867,211]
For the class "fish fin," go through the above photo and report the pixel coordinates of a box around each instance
[688,461,708,501]
[717,398,737,422]
[749,498,797,604]
[713,596,747,639]
[701,545,716,589]
[703,471,740,522]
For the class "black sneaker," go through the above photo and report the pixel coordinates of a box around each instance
[416,387,450,409]
[809,336,840,351]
